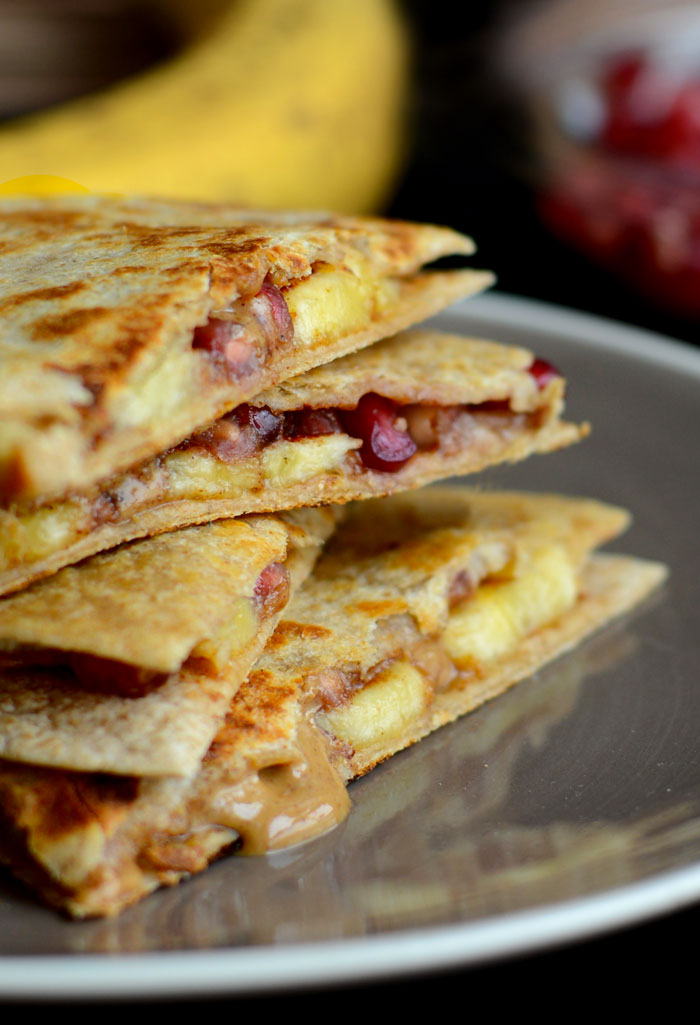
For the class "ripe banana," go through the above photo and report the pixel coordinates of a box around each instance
[0,0,409,213]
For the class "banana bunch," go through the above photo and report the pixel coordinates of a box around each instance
[0,0,410,213]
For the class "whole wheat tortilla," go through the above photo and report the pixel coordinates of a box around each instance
[0,195,490,505]
[0,329,586,597]
[0,505,337,777]
[0,488,667,918]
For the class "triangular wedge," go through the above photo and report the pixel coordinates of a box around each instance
[0,489,667,918]
[0,505,338,777]
[0,195,491,505]
[0,328,585,596]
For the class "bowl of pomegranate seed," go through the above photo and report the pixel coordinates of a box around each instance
[498,0,700,318]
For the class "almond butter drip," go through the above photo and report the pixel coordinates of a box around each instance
[215,716,350,855]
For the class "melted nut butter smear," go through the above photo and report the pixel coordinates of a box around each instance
[217,717,350,855]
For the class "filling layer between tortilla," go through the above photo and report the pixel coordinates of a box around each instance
[0,330,586,596]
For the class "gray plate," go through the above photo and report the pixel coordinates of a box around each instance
[1,293,698,999]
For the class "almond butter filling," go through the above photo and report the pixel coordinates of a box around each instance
[198,716,350,856]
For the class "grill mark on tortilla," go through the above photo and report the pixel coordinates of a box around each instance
[107,265,153,277]
[30,306,113,341]
[266,621,334,650]
[111,225,208,247]
[206,668,297,745]
[352,599,408,617]
[0,282,88,312]
[6,770,139,840]
[203,238,271,259]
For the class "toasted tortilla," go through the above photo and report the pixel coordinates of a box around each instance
[0,329,585,597]
[0,505,337,777]
[0,489,667,918]
[0,195,491,505]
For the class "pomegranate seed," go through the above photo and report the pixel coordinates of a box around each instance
[192,318,257,378]
[283,408,343,439]
[597,51,700,172]
[529,358,561,389]
[192,318,235,353]
[340,393,417,472]
[253,562,290,616]
[247,405,283,445]
[193,404,282,463]
[259,280,294,343]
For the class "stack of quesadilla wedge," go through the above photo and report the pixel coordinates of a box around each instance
[0,489,666,918]
[0,196,667,918]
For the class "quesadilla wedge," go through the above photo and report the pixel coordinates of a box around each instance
[0,328,585,597]
[0,504,338,778]
[0,488,667,919]
[0,194,491,506]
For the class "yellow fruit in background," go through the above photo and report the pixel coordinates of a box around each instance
[0,175,91,195]
[0,0,410,213]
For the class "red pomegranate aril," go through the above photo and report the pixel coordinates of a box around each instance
[227,404,282,443]
[598,52,700,171]
[529,358,561,390]
[283,408,343,439]
[192,318,235,352]
[259,280,294,343]
[192,404,282,463]
[192,318,257,379]
[341,393,417,472]
[254,562,290,616]
[248,406,283,444]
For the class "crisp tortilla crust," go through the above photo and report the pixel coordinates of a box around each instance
[0,195,489,505]
[0,488,668,919]
[257,328,541,409]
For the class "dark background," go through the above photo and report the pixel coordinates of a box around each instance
[387,0,700,350]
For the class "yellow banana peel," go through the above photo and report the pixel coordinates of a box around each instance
[0,0,410,214]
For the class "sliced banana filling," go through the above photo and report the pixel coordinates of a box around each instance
[320,660,429,751]
[282,254,400,348]
[443,545,578,668]
[317,542,579,755]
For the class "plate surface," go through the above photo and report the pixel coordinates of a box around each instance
[1,292,699,999]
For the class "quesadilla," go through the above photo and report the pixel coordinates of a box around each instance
[0,194,491,506]
[0,328,585,596]
[0,504,338,778]
[0,488,667,918]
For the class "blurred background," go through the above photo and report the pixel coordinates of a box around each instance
[1,0,700,347]
[1,0,700,348]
